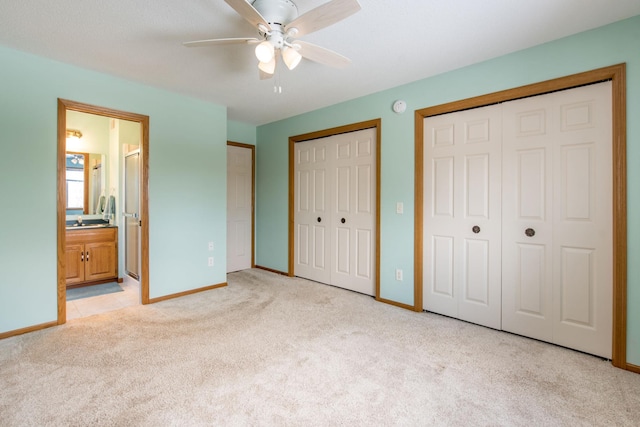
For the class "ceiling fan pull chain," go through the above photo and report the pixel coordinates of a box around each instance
[274,67,283,93]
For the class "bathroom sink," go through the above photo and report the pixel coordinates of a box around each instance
[66,224,108,229]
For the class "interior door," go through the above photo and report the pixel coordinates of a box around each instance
[552,82,612,357]
[294,139,331,284]
[501,95,554,341]
[227,144,253,273]
[423,105,502,329]
[502,82,613,358]
[331,129,376,295]
[294,128,376,295]
[124,150,140,279]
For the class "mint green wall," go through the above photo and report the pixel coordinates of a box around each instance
[255,16,640,364]
[0,46,227,332]
[228,120,257,145]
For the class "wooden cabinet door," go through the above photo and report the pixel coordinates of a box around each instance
[85,241,117,282]
[65,243,85,285]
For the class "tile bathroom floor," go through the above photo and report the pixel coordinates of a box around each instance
[66,275,140,320]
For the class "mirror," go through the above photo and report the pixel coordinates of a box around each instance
[66,110,112,219]
[65,151,106,215]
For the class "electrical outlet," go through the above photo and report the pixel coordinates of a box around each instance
[208,257,214,267]
[208,241,214,251]
[396,202,404,214]
[395,269,403,281]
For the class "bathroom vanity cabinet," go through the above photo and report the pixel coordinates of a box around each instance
[65,227,118,287]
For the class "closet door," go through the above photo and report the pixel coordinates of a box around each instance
[294,140,331,284]
[552,82,612,357]
[294,128,376,296]
[501,95,555,342]
[502,82,612,358]
[423,105,502,329]
[331,129,376,295]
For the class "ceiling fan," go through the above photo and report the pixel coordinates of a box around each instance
[183,0,361,79]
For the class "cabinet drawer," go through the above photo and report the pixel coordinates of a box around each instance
[66,227,117,244]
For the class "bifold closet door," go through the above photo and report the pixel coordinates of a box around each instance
[294,140,331,284]
[330,130,376,295]
[423,105,503,329]
[502,82,612,358]
[423,81,613,358]
[294,128,376,296]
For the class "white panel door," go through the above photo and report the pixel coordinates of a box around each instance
[502,82,612,358]
[294,140,331,284]
[552,82,612,357]
[331,129,376,295]
[501,99,555,341]
[295,128,376,296]
[424,105,502,329]
[227,145,253,273]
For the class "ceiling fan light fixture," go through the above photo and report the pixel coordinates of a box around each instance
[258,57,276,74]
[282,45,302,70]
[255,40,275,63]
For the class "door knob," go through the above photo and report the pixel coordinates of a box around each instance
[472,225,480,234]
[317,217,321,223]
[81,251,84,262]
[525,228,536,237]
[341,218,346,224]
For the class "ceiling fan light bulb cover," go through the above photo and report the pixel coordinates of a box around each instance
[255,41,274,63]
[258,58,276,74]
[283,46,302,70]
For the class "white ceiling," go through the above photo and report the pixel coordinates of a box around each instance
[1,0,639,125]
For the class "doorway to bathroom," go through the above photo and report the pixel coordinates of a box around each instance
[57,99,150,323]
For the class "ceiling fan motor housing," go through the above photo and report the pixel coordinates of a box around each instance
[252,0,298,26]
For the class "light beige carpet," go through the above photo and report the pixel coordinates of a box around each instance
[1,269,638,426]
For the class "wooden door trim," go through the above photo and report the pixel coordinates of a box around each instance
[288,119,382,299]
[414,64,628,370]
[58,99,151,325]
[227,141,256,269]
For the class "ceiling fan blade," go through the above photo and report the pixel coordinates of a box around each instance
[224,0,272,32]
[296,41,351,68]
[285,0,361,37]
[183,37,260,47]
